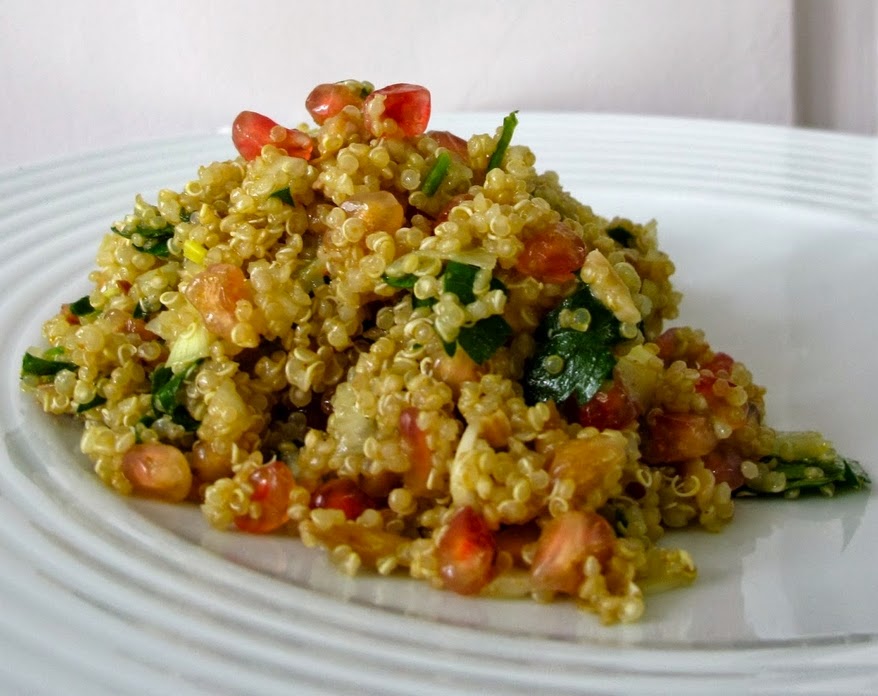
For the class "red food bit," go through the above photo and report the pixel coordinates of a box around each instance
[426,130,469,160]
[235,461,295,534]
[123,317,159,342]
[436,506,497,595]
[641,410,718,464]
[577,380,639,431]
[61,304,80,325]
[363,83,431,137]
[702,447,746,491]
[694,374,749,432]
[116,280,132,294]
[231,110,313,161]
[305,83,364,125]
[530,510,615,595]
[515,222,586,284]
[653,327,680,363]
[494,522,540,567]
[399,407,433,495]
[184,263,251,340]
[702,351,734,376]
[312,478,374,520]
[434,193,474,224]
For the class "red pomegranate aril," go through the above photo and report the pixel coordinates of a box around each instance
[399,407,433,495]
[305,83,363,125]
[530,510,615,595]
[702,447,746,491]
[641,410,718,464]
[437,506,497,595]
[516,222,586,284]
[577,380,639,431]
[426,130,469,160]
[232,110,313,161]
[234,461,295,534]
[363,83,431,137]
[312,478,374,520]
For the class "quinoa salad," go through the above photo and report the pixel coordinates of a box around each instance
[21,81,870,624]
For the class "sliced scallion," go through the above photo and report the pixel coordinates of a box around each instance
[486,111,519,172]
[422,151,451,196]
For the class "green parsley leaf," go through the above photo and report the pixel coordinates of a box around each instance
[270,187,295,205]
[457,315,512,364]
[442,261,480,305]
[522,282,621,406]
[740,455,870,497]
[151,360,202,416]
[68,295,96,316]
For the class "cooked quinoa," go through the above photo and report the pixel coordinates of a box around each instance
[21,81,869,624]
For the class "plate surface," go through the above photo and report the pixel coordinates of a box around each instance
[1,114,876,694]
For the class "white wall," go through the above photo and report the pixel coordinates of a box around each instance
[0,0,871,169]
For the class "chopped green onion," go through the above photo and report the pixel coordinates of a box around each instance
[486,111,519,172]
[76,395,107,413]
[382,273,418,289]
[68,295,96,316]
[112,223,174,257]
[21,352,78,377]
[422,151,451,196]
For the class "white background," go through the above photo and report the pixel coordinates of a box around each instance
[1,0,875,169]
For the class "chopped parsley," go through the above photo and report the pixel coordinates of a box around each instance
[457,315,512,364]
[69,295,96,316]
[150,359,203,431]
[112,222,175,257]
[270,187,295,205]
[442,261,480,305]
[739,455,870,497]
[522,282,622,406]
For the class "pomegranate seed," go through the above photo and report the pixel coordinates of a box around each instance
[516,222,586,284]
[312,478,374,520]
[363,83,431,137]
[436,506,497,595]
[399,407,433,495]
[530,511,615,595]
[641,410,718,464]
[305,83,363,125]
[231,110,313,161]
[235,461,295,534]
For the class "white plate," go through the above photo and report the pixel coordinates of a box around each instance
[1,114,876,695]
